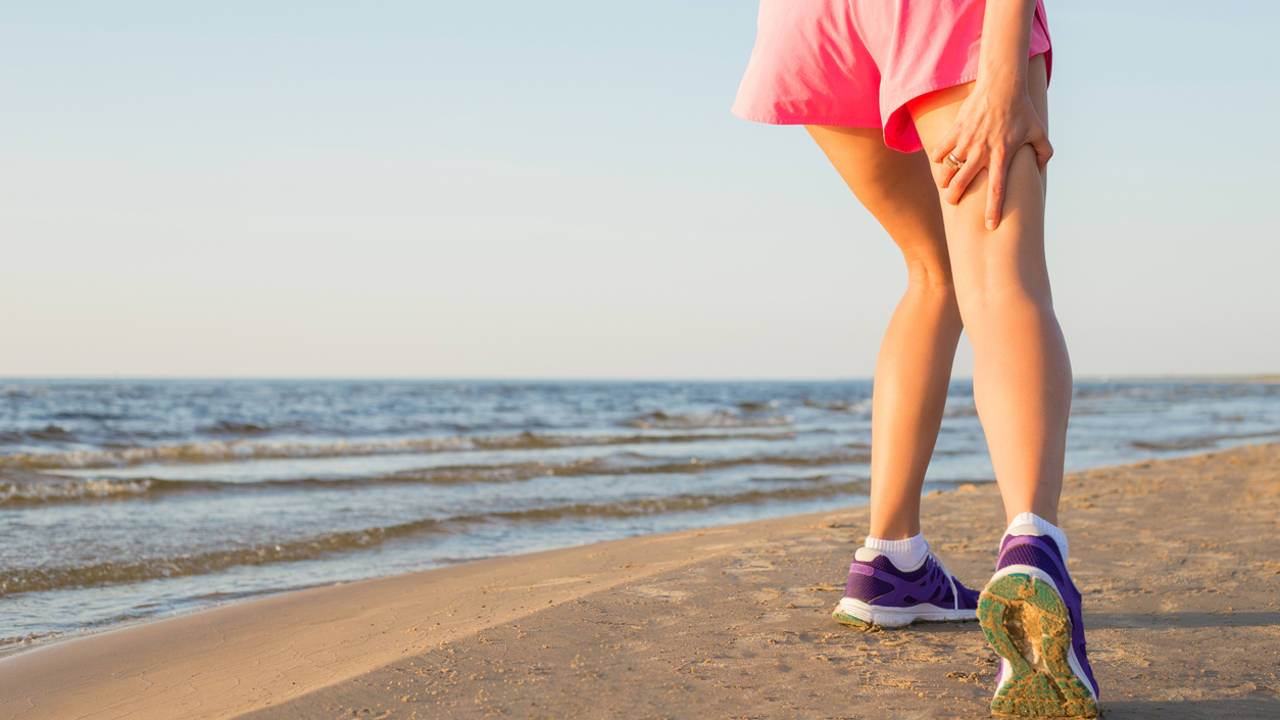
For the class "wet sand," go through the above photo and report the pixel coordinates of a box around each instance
[2,442,1278,719]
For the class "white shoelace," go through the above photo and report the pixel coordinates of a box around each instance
[929,551,963,611]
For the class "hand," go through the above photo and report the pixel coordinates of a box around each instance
[929,81,1053,230]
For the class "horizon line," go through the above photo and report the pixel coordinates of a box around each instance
[0,374,1276,383]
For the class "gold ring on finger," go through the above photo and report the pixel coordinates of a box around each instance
[944,152,964,170]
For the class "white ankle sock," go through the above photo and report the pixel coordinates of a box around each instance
[1003,511,1069,561]
[859,532,929,570]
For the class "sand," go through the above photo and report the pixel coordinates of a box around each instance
[2,442,1278,719]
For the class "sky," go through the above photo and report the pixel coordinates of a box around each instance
[2,1,1277,379]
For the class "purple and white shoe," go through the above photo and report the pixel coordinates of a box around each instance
[979,531,1100,718]
[832,547,980,628]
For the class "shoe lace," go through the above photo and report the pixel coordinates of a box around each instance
[927,551,962,610]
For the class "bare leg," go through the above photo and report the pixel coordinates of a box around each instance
[906,54,1071,525]
[805,125,963,540]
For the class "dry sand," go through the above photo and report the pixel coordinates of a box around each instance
[2,442,1278,719]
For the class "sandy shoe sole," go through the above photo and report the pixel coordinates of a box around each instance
[979,572,1098,718]
[832,597,976,629]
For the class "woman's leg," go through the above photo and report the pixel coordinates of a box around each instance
[805,125,963,540]
[907,57,1100,716]
[905,53,1071,525]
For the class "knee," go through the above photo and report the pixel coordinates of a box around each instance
[903,264,958,308]
[954,279,1054,328]
[902,260,961,318]
[899,248,956,296]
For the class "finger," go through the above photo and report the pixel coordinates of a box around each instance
[944,148,984,205]
[1030,134,1054,171]
[939,139,975,191]
[930,124,961,167]
[940,154,962,189]
[985,150,1007,230]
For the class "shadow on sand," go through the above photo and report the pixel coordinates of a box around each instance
[1101,697,1280,719]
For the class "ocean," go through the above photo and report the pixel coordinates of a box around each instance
[2,378,1277,653]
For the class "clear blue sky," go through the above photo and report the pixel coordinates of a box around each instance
[2,1,1276,378]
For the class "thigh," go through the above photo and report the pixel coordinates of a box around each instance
[804,125,952,285]
[903,54,1052,301]
[908,53,1050,193]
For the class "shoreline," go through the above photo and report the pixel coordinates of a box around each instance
[3,442,1278,718]
[5,376,1277,657]
[6,433,1275,658]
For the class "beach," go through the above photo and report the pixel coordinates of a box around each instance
[2,441,1277,719]
[8,379,1279,650]
[6,0,1278,716]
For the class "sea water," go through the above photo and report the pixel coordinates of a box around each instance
[2,378,1276,652]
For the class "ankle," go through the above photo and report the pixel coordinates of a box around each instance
[866,519,921,542]
[861,532,929,570]
[1003,511,1069,561]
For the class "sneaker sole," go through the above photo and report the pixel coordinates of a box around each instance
[978,573,1098,718]
[832,597,976,629]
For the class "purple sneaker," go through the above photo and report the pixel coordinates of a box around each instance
[979,531,1100,718]
[832,547,979,628]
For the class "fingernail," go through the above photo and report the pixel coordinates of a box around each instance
[986,219,997,230]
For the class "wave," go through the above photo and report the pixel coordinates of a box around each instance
[48,411,131,421]
[0,425,75,444]
[1,476,868,597]
[0,470,157,506]
[622,410,791,429]
[480,477,869,523]
[0,428,795,472]
[1130,438,1217,452]
[1,516,449,597]
[802,399,872,414]
[200,420,275,436]
[1,448,871,507]
[803,397,975,417]
[1130,427,1280,452]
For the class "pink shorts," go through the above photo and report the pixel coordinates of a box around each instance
[731,0,1053,153]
